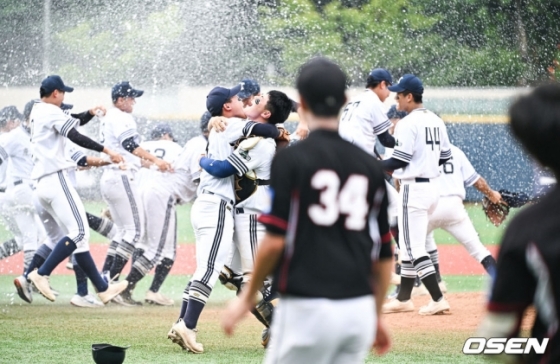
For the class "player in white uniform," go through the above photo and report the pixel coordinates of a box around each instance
[168,85,285,353]
[118,123,183,306]
[21,75,128,304]
[425,144,500,277]
[99,81,172,284]
[381,74,453,315]
[0,135,22,262]
[0,106,44,271]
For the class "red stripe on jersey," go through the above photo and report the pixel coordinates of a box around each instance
[258,214,288,232]
[487,301,529,313]
[381,232,392,244]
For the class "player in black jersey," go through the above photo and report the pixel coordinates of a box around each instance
[222,57,393,363]
[476,84,560,363]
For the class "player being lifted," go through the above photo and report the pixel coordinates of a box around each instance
[381,74,453,315]
[222,57,393,363]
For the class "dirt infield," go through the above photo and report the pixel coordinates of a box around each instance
[0,244,499,276]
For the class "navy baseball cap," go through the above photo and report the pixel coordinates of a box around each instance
[206,84,242,116]
[369,68,392,85]
[238,79,260,99]
[111,81,144,102]
[41,75,74,94]
[150,123,174,140]
[387,105,407,119]
[388,74,424,94]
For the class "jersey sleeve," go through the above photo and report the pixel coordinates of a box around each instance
[258,150,295,235]
[52,112,79,137]
[459,150,480,187]
[368,106,392,136]
[487,226,535,314]
[0,144,8,163]
[114,114,139,144]
[226,139,271,176]
[67,144,87,163]
[438,124,452,160]
[223,119,257,144]
[391,121,415,162]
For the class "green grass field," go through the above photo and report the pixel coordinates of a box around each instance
[0,201,512,363]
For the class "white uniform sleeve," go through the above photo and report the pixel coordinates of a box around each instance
[52,112,79,137]
[439,124,452,160]
[114,114,139,144]
[391,122,415,162]
[67,145,87,164]
[0,144,8,163]
[366,106,392,135]
[223,119,257,144]
[189,145,203,182]
[459,150,480,187]
[226,141,268,176]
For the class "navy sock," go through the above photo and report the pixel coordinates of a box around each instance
[72,255,89,296]
[150,258,174,293]
[131,248,144,265]
[74,252,108,292]
[110,255,128,279]
[102,241,119,272]
[183,299,205,330]
[178,281,191,321]
[25,244,52,278]
[125,266,145,291]
[37,237,76,276]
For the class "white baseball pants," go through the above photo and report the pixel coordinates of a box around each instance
[233,210,266,278]
[425,196,491,262]
[34,170,90,253]
[4,183,41,253]
[398,180,439,262]
[190,193,234,288]
[100,169,144,258]
[265,295,375,364]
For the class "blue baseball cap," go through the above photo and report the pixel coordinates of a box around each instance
[386,105,407,119]
[388,74,424,94]
[206,84,242,116]
[111,81,144,102]
[237,79,260,99]
[41,75,74,94]
[368,68,392,84]
[200,111,211,133]
[150,123,174,140]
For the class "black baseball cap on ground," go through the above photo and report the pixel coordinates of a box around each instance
[41,75,74,94]
[92,343,129,364]
[112,81,144,102]
[206,84,242,116]
[296,57,347,117]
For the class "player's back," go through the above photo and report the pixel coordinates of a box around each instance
[269,129,388,299]
[99,108,140,170]
[0,126,33,182]
[490,187,560,363]
[137,139,182,188]
[437,144,479,199]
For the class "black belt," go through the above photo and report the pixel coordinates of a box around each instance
[202,190,234,206]
[256,179,270,186]
[0,188,5,193]
[13,180,23,186]
[415,177,430,183]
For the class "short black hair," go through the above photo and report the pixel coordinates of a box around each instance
[40,87,53,98]
[509,83,560,173]
[296,57,347,117]
[400,91,423,103]
[365,76,381,89]
[265,91,292,125]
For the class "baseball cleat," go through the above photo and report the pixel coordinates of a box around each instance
[167,321,189,351]
[28,270,56,302]
[70,294,104,308]
[145,290,174,306]
[31,284,59,296]
[14,275,33,303]
[98,280,129,304]
[261,328,270,348]
[382,298,414,314]
[390,272,401,285]
[418,297,451,315]
[387,285,400,300]
[111,294,135,307]
[171,319,204,353]
[120,290,143,306]
[218,265,242,291]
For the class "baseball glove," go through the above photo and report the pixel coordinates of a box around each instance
[482,197,510,227]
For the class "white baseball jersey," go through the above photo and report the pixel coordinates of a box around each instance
[437,145,480,200]
[136,139,182,187]
[197,118,257,201]
[338,89,392,155]
[227,137,276,212]
[391,108,452,180]
[0,126,33,183]
[29,102,79,179]
[99,108,141,171]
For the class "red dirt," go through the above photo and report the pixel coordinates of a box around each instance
[0,244,498,276]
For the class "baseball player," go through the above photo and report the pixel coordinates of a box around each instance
[222,58,393,363]
[168,85,286,353]
[22,75,128,304]
[477,83,560,363]
[99,81,172,285]
[0,137,22,262]
[381,74,453,315]
[197,90,293,346]
[118,123,183,306]
[0,106,44,272]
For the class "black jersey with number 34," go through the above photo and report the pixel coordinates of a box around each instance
[259,129,392,299]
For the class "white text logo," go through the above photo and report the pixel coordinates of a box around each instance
[463,338,548,355]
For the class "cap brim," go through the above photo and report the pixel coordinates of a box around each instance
[62,86,74,93]
[228,84,242,99]
[388,84,405,92]
[132,89,144,98]
[60,103,74,110]
[237,91,252,100]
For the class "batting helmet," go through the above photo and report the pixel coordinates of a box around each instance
[92,343,129,364]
